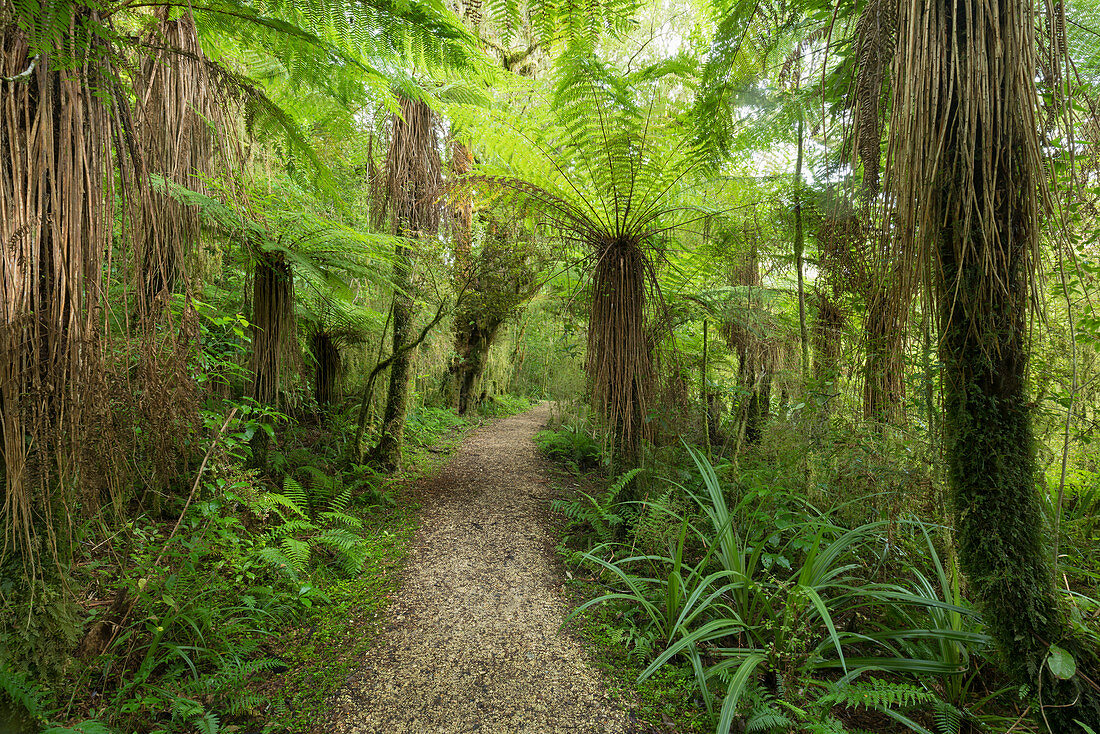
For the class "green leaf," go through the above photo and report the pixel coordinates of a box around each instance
[1046,645,1076,680]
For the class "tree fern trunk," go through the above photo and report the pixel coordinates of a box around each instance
[370,95,440,470]
[894,0,1100,720]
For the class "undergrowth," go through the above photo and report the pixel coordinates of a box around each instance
[0,393,485,734]
[543,426,1067,734]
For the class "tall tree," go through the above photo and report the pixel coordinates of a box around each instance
[370,95,442,471]
[889,0,1100,724]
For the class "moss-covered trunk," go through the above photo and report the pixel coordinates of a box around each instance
[923,0,1100,721]
[369,95,440,470]
[454,318,503,415]
[371,245,414,471]
[735,346,771,447]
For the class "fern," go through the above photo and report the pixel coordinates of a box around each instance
[551,468,640,544]
[281,476,310,513]
[281,537,313,572]
[314,528,369,574]
[327,486,354,515]
[933,699,964,734]
[744,690,793,732]
[170,695,221,734]
[819,678,935,712]
[320,509,364,529]
[259,545,301,579]
[0,665,45,721]
[41,723,113,734]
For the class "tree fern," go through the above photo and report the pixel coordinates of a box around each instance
[453,54,724,461]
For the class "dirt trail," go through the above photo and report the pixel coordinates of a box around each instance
[326,403,631,734]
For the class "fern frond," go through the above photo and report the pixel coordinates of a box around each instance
[258,546,301,579]
[820,678,935,712]
[319,510,363,529]
[0,666,44,721]
[281,536,312,571]
[281,477,310,512]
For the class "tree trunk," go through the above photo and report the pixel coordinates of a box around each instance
[369,95,441,470]
[738,348,771,447]
[449,138,481,415]
[372,245,414,471]
[251,254,293,406]
[894,0,1100,721]
[456,319,504,415]
[313,332,339,406]
[794,116,810,380]
[133,9,216,314]
[1,25,110,564]
[862,279,907,425]
[588,238,654,467]
[250,253,293,465]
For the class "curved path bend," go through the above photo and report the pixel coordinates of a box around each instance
[326,403,631,734]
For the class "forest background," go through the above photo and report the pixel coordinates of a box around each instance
[2,0,1100,732]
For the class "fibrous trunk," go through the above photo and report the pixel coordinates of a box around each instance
[893,0,1100,722]
[313,332,340,406]
[132,8,217,315]
[249,253,293,465]
[862,277,907,425]
[1,22,110,566]
[588,238,654,466]
[811,291,845,431]
[250,254,294,406]
[370,96,440,470]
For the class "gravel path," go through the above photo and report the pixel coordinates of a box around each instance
[326,403,631,734]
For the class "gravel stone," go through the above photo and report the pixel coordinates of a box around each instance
[325,403,631,734]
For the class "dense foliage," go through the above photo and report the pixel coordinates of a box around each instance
[2,0,1100,732]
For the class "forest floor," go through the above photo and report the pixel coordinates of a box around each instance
[323,402,634,734]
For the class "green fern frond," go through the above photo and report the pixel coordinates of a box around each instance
[319,510,363,529]
[327,486,353,515]
[933,700,963,734]
[282,477,310,511]
[281,537,312,571]
[605,467,642,504]
[821,678,935,712]
[0,666,44,721]
[258,546,301,579]
[746,706,793,733]
[315,529,368,573]
[41,722,113,734]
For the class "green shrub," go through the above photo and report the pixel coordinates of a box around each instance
[565,447,1003,734]
[535,424,605,471]
[477,394,534,417]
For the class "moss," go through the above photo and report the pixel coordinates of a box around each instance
[941,248,1100,729]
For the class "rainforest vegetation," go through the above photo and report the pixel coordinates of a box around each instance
[2,0,1100,731]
